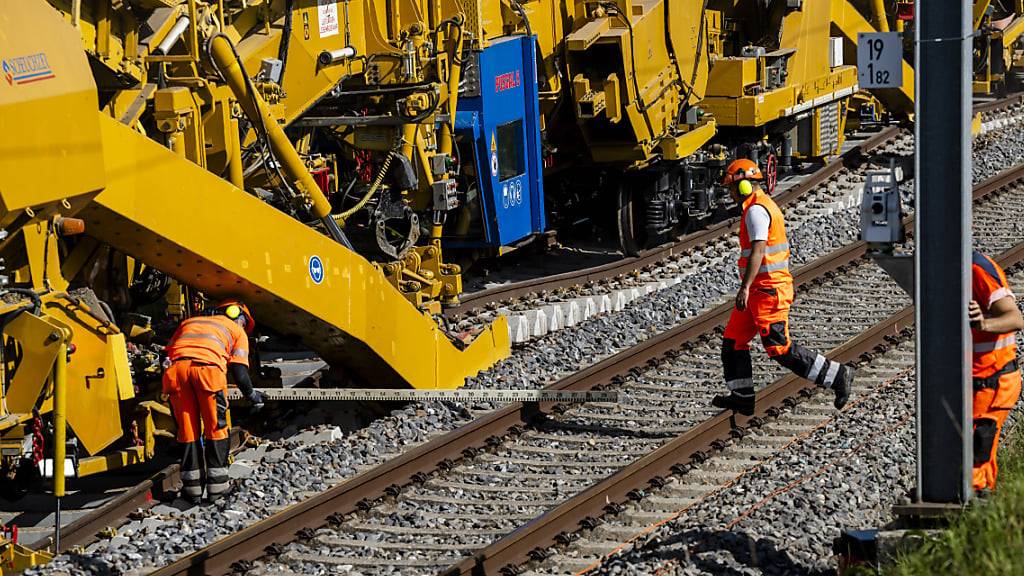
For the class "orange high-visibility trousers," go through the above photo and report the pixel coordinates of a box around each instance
[162,359,232,499]
[973,369,1022,491]
[722,283,848,393]
[163,359,231,442]
[723,284,795,357]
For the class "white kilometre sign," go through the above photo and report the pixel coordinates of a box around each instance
[857,32,903,89]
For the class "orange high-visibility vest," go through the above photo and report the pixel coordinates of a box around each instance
[166,315,249,371]
[972,251,1018,378]
[738,189,792,288]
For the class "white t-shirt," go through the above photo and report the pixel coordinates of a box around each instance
[744,204,770,242]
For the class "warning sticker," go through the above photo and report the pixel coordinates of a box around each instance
[317,0,339,38]
[490,132,497,152]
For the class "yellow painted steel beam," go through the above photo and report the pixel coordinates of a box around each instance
[76,446,146,477]
[1002,15,1024,49]
[975,0,992,31]
[80,113,509,390]
[831,0,915,116]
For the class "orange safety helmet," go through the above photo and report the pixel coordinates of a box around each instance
[721,158,764,186]
[216,299,255,334]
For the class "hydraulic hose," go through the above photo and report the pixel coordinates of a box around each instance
[334,150,396,227]
[206,33,353,249]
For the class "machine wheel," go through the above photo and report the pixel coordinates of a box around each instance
[616,185,647,256]
[764,153,778,194]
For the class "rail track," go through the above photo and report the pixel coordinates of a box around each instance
[143,156,1024,575]
[445,125,904,322]
[25,94,1024,574]
[3,428,250,558]
[445,94,1024,344]
[570,264,1024,576]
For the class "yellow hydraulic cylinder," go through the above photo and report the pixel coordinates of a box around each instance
[871,0,889,32]
[52,338,68,552]
[207,34,351,246]
[226,117,244,189]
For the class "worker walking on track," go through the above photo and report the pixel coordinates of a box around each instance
[970,250,1023,493]
[712,158,853,416]
[163,300,264,502]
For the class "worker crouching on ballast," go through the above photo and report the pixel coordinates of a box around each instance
[713,159,854,416]
[970,250,1023,494]
[163,300,265,503]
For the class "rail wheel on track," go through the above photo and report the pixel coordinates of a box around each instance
[616,185,646,256]
[765,152,778,193]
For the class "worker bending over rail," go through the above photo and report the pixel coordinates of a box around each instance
[970,250,1023,494]
[163,300,264,503]
[713,159,854,416]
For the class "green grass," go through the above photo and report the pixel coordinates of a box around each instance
[887,425,1024,575]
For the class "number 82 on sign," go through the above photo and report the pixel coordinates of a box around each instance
[857,32,903,89]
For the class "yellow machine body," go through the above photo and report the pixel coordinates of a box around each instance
[0,0,511,509]
[0,1,104,226]
[971,0,1024,94]
[82,112,509,388]
[559,1,718,166]
[0,4,945,570]
[0,0,946,526]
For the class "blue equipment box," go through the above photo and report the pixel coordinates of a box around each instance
[455,35,546,247]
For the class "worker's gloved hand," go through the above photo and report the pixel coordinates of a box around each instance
[969,299,984,330]
[246,390,265,412]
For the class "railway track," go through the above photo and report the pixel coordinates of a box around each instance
[26,96,1024,574]
[446,126,905,323]
[446,95,1024,347]
[144,158,1024,576]
[4,429,248,559]
[575,267,1024,576]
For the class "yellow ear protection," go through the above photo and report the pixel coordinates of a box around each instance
[223,304,243,320]
[737,179,753,197]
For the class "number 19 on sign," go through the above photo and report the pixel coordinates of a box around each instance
[858,32,903,89]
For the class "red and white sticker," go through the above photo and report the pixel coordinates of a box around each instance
[317,0,339,38]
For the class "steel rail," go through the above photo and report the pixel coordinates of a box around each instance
[445,92,1024,320]
[973,93,1024,116]
[443,309,919,576]
[150,162,1024,576]
[22,465,181,553]
[28,428,251,554]
[440,163,1024,576]
[147,218,881,576]
[443,126,904,319]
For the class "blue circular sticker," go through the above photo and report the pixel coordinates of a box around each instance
[309,255,324,284]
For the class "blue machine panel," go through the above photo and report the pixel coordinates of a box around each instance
[455,35,545,247]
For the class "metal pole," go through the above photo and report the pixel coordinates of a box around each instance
[53,339,68,551]
[914,0,973,504]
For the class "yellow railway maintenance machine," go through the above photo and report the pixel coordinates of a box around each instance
[0,0,919,570]
[0,2,511,566]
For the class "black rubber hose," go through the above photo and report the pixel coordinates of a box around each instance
[277,0,294,84]
[4,288,42,315]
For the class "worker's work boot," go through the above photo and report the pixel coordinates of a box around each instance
[711,387,756,416]
[832,364,854,409]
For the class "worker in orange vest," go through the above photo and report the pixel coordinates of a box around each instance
[163,299,264,502]
[712,158,853,416]
[970,250,1023,493]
